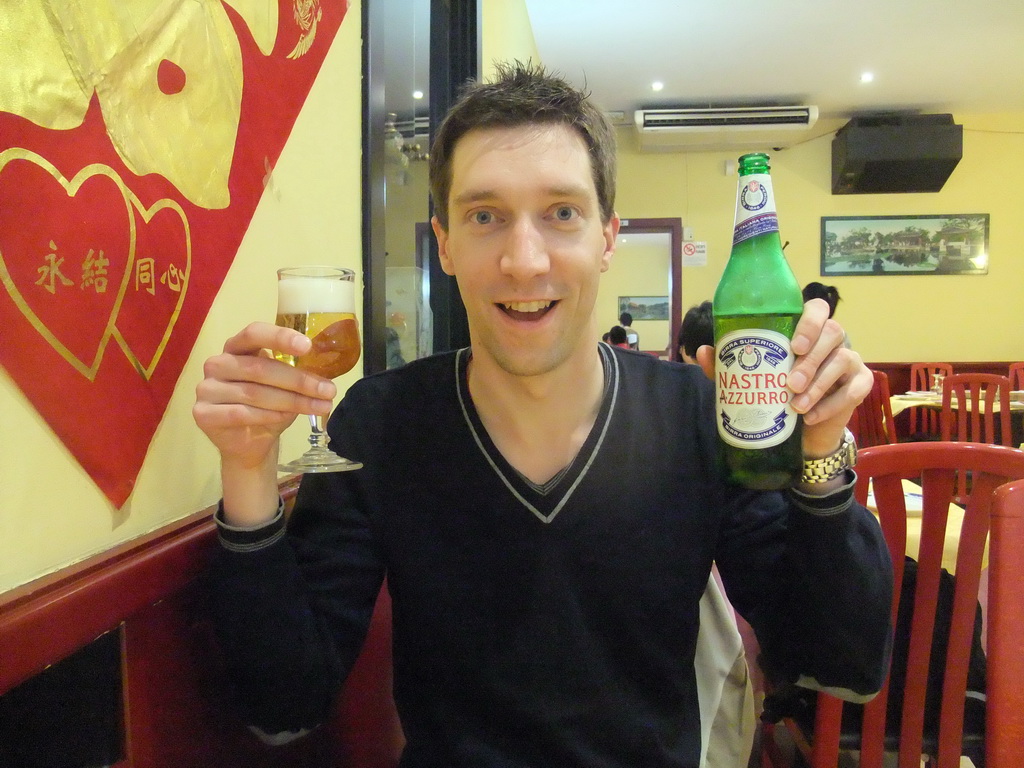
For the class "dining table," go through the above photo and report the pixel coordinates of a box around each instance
[864,478,985,575]
[890,390,1024,447]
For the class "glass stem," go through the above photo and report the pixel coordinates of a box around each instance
[308,414,330,452]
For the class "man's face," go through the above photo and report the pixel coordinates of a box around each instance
[432,123,619,378]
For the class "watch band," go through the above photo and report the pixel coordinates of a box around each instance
[800,428,857,484]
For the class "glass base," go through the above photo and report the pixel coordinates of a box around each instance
[278,447,363,474]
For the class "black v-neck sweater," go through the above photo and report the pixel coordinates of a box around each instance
[212,345,892,768]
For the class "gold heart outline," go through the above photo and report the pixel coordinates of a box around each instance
[111,197,191,380]
[0,148,136,382]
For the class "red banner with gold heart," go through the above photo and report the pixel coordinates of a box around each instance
[0,1,350,507]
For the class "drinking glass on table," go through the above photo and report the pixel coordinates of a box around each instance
[931,373,945,396]
[274,266,363,473]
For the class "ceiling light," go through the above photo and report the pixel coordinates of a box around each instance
[413,90,424,99]
[651,81,664,92]
[860,72,874,84]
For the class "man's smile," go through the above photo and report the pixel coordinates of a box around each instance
[498,300,557,321]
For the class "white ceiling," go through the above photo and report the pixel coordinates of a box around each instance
[522,0,1024,130]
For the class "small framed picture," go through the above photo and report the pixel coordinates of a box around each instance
[618,296,669,321]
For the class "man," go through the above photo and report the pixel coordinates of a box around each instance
[607,325,630,348]
[678,300,714,364]
[194,62,892,767]
[618,311,640,350]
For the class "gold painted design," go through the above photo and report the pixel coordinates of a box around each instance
[222,0,280,55]
[0,148,191,382]
[0,0,91,129]
[7,1,259,210]
[287,0,323,59]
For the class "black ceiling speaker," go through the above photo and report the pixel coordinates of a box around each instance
[831,114,963,194]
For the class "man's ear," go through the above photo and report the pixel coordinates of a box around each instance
[431,216,456,276]
[600,214,620,273]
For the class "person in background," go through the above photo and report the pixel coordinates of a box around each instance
[618,311,639,350]
[607,325,630,348]
[385,326,406,369]
[194,61,891,768]
[678,300,714,365]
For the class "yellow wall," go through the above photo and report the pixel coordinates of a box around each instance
[480,0,541,78]
[0,2,364,593]
[613,113,1024,362]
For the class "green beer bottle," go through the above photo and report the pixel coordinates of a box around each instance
[713,153,804,489]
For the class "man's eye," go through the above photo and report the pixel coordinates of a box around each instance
[553,206,578,221]
[472,211,494,225]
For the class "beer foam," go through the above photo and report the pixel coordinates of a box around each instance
[277,276,355,313]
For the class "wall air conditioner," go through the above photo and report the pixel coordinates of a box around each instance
[633,105,819,152]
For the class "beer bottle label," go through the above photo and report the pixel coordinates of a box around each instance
[715,329,796,448]
[733,173,779,246]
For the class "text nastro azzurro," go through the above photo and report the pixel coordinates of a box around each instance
[715,329,797,449]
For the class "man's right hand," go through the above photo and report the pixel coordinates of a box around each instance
[193,322,337,525]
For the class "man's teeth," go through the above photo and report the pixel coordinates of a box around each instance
[503,300,552,313]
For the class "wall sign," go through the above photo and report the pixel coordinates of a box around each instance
[0,0,350,507]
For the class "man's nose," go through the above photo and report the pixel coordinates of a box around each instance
[500,218,550,278]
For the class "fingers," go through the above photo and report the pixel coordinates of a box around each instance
[206,321,336,405]
[785,299,871,437]
[787,298,847,400]
[195,363,333,421]
[223,321,311,358]
[191,397,299,438]
[788,321,849,408]
[193,322,339,460]
[792,347,871,424]
[788,298,831,359]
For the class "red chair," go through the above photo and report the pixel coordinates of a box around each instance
[329,583,404,767]
[1008,362,1024,390]
[987,478,1024,766]
[940,373,1013,447]
[850,370,897,448]
[762,442,1024,768]
[908,363,953,439]
[940,373,1013,504]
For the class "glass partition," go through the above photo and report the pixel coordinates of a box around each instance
[362,0,477,374]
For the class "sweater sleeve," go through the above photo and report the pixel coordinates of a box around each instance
[208,467,386,735]
[714,472,894,701]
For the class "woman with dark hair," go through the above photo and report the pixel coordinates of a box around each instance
[803,282,852,347]
[802,282,841,318]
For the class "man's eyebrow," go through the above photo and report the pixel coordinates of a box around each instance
[451,189,497,207]
[451,184,593,207]
[544,184,592,200]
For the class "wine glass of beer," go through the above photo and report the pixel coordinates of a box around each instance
[274,266,363,473]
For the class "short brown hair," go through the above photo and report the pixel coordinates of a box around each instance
[428,60,617,229]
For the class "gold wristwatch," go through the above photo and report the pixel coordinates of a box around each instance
[800,428,857,484]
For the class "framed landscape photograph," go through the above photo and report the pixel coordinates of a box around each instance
[820,214,989,276]
[618,296,669,321]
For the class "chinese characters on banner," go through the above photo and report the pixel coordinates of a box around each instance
[0,1,349,507]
